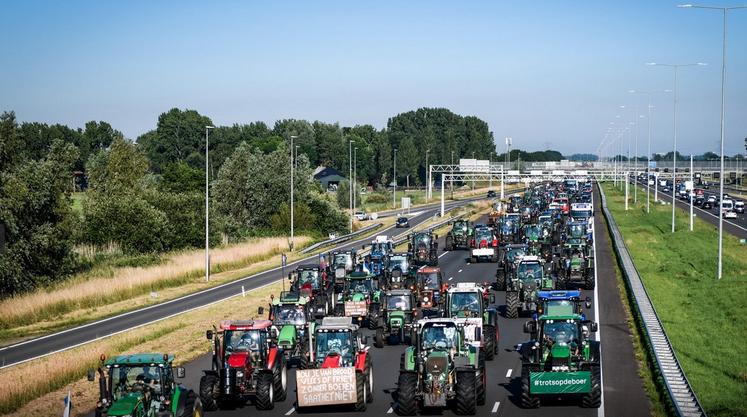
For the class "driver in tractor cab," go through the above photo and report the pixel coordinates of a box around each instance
[326,337,350,359]
[452,293,479,316]
[424,327,449,349]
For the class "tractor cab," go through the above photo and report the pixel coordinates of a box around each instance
[329,250,357,286]
[310,317,367,368]
[270,292,313,360]
[415,266,444,311]
[535,290,592,319]
[516,256,552,289]
[408,232,438,266]
[289,264,333,318]
[385,252,412,289]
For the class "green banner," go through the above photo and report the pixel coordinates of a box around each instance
[529,371,591,394]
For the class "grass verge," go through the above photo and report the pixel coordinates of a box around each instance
[0,281,282,417]
[601,182,747,417]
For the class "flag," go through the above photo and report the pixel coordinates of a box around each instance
[281,253,287,267]
[62,390,72,417]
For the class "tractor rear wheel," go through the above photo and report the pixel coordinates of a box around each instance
[520,366,540,409]
[255,372,274,410]
[556,274,568,290]
[455,370,477,415]
[365,356,374,403]
[581,366,602,408]
[476,350,486,406]
[273,357,287,401]
[483,324,497,360]
[374,328,385,348]
[354,371,367,411]
[505,291,519,319]
[445,236,454,251]
[584,267,596,290]
[495,270,506,291]
[180,392,202,417]
[395,372,418,416]
[198,373,219,411]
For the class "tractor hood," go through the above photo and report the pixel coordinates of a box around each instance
[388,310,406,325]
[106,393,142,416]
[278,324,297,347]
[350,292,366,302]
[226,351,250,368]
[551,344,571,359]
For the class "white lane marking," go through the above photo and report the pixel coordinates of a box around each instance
[285,407,295,415]
[593,185,605,417]
[458,269,463,273]
[448,277,454,281]
[387,406,394,414]
[505,368,513,378]
[491,401,500,413]
[438,251,449,258]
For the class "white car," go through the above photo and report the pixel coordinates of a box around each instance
[354,211,368,221]
[724,210,737,219]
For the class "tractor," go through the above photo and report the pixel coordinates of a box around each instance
[334,271,383,329]
[395,318,486,415]
[198,318,287,411]
[505,256,555,319]
[414,266,445,316]
[365,235,394,276]
[87,353,201,417]
[383,252,414,290]
[494,243,528,291]
[517,314,601,409]
[555,246,595,290]
[408,231,439,266]
[496,215,521,244]
[443,282,499,361]
[445,219,474,250]
[327,250,358,288]
[374,289,418,347]
[469,226,498,263]
[269,291,314,369]
[523,223,553,260]
[288,264,333,318]
[535,290,592,319]
[297,316,374,411]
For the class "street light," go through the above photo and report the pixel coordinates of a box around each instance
[679,4,746,278]
[646,61,707,233]
[354,146,358,214]
[204,125,215,282]
[349,139,354,232]
[290,135,299,250]
[393,148,398,209]
[425,149,430,202]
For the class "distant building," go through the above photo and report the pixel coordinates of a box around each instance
[313,166,346,191]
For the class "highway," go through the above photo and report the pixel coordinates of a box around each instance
[162,186,650,417]
[0,198,477,369]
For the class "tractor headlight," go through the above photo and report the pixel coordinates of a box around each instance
[423,296,429,302]
[236,371,244,378]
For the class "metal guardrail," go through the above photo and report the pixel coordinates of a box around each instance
[300,223,383,254]
[598,185,706,417]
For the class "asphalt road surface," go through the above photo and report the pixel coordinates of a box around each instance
[167,186,650,417]
[0,198,477,369]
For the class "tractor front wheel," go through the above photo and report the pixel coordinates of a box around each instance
[581,366,602,408]
[483,324,497,360]
[354,371,367,411]
[520,366,540,408]
[198,374,219,411]
[455,370,477,415]
[445,236,454,251]
[495,270,506,291]
[584,267,596,290]
[273,357,288,401]
[505,291,519,319]
[395,372,418,416]
[255,372,274,410]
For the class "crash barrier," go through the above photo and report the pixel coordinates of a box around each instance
[300,223,383,254]
[598,185,706,417]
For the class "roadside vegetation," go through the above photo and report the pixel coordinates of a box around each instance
[602,182,747,417]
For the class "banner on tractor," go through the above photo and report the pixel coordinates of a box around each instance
[529,371,591,394]
[296,368,357,407]
[344,301,367,317]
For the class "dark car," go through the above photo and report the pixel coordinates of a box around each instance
[487,190,497,198]
[694,196,705,207]
[396,216,410,228]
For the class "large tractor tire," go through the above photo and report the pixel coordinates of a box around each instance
[455,370,477,415]
[395,372,418,416]
[483,324,497,360]
[495,270,506,291]
[581,366,602,408]
[368,303,381,330]
[505,291,519,319]
[374,327,385,348]
[365,357,374,403]
[476,350,487,406]
[255,372,275,410]
[354,371,367,411]
[445,236,454,251]
[273,356,288,402]
[556,273,568,290]
[471,256,477,264]
[584,267,596,290]
[520,366,540,409]
[198,373,219,411]
[179,393,202,417]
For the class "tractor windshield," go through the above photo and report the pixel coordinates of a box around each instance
[571,209,591,219]
[371,242,392,254]
[544,300,575,316]
[453,222,469,235]
[298,270,319,289]
[506,247,527,262]
[517,262,543,281]
[389,255,408,271]
[414,234,430,246]
[421,323,458,350]
[315,331,353,363]
[524,226,541,240]
[449,292,481,315]
[474,228,493,242]
[417,272,440,290]
[110,365,165,399]
[224,330,263,353]
[334,254,352,268]
[542,320,579,346]
[568,224,585,238]
[346,279,375,295]
[387,294,411,311]
[274,305,306,325]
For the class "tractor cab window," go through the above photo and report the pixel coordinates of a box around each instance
[415,234,430,245]
[518,262,543,281]
[568,224,585,238]
[334,254,352,268]
[387,295,411,311]
[421,323,458,350]
[315,331,353,363]
[418,272,440,289]
[542,320,579,346]
[346,279,374,294]
[224,330,263,353]
[389,255,408,271]
[506,248,527,262]
[524,226,541,239]
[299,270,319,289]
[449,292,480,315]
[474,228,493,241]
[110,365,163,399]
[274,305,306,325]
[545,300,574,316]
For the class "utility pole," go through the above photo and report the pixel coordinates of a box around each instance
[204,125,215,282]
[353,146,358,215]
[349,139,354,232]
[393,148,398,209]
[290,135,298,250]
[690,154,694,231]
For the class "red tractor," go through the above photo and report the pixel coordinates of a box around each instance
[199,317,288,411]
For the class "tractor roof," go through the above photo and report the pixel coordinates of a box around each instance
[386,289,413,296]
[104,353,173,366]
[537,290,582,300]
[518,255,541,262]
[273,291,309,305]
[538,314,584,322]
[415,317,460,328]
[219,319,273,331]
[347,271,373,279]
[448,282,485,293]
[317,316,358,331]
[296,264,320,271]
[417,266,441,273]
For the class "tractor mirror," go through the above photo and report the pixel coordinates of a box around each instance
[585,297,592,309]
[175,367,186,378]
[361,244,366,250]
[489,294,496,304]
[258,307,265,316]
[288,273,293,281]
[363,335,370,346]
[523,321,536,334]
[474,328,482,342]
[590,322,598,333]
[206,330,214,340]
[87,369,96,382]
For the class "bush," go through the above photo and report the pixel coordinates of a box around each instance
[364,191,389,204]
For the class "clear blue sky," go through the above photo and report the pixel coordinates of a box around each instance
[2,0,746,155]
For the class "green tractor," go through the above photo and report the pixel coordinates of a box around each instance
[408,231,439,266]
[374,289,418,347]
[334,271,383,329]
[505,256,555,319]
[517,314,601,408]
[443,282,499,361]
[269,291,314,369]
[444,219,473,251]
[395,318,486,415]
[87,353,202,417]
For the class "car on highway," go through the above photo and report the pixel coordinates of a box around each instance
[354,211,369,221]
[487,190,497,198]
[735,200,745,214]
[396,216,410,228]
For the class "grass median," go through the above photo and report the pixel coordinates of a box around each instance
[601,182,747,417]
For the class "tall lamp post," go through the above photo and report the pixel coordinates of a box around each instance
[646,61,707,233]
[393,148,398,209]
[204,125,215,282]
[425,149,430,202]
[354,146,358,213]
[349,139,354,232]
[290,135,299,250]
[679,3,746,279]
